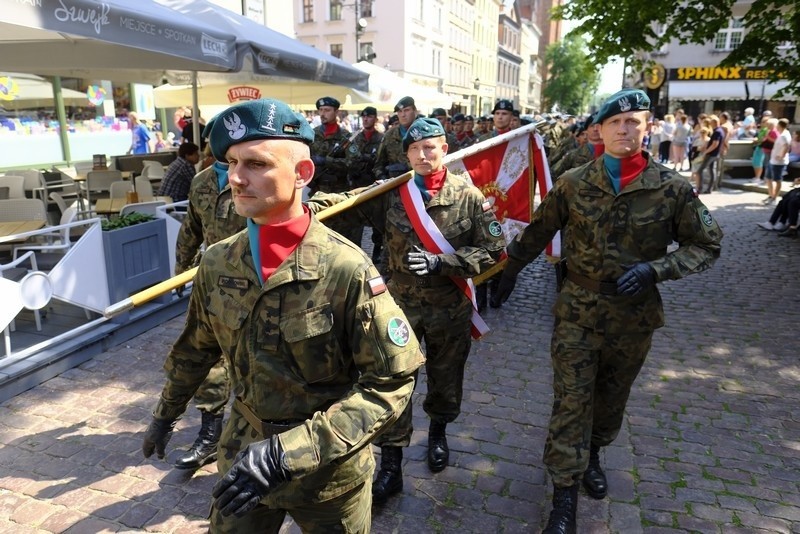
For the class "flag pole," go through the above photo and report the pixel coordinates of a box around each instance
[104,120,549,317]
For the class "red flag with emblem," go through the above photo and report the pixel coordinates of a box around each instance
[448,131,561,257]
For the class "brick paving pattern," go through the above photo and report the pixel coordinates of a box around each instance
[0,187,798,533]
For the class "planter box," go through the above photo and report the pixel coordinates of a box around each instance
[103,218,171,306]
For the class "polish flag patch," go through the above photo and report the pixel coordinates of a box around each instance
[368,276,387,296]
[481,200,492,212]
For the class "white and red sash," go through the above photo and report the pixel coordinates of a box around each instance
[398,178,490,340]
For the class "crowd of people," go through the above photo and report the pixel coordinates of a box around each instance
[138,89,725,534]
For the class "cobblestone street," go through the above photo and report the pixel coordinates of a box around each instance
[0,186,798,533]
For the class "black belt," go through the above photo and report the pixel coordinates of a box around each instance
[391,271,453,288]
[566,270,618,296]
[234,399,304,439]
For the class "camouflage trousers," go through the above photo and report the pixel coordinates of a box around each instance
[192,358,231,416]
[544,318,653,487]
[209,478,371,533]
[376,282,473,447]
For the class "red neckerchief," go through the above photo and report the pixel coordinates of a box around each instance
[456,131,468,141]
[423,168,447,197]
[495,128,510,136]
[258,207,311,281]
[363,128,375,142]
[593,143,605,159]
[323,123,338,137]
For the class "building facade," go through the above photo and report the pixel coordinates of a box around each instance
[631,2,798,123]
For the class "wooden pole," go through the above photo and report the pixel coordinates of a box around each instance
[103,120,547,317]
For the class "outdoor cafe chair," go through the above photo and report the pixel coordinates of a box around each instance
[13,207,80,271]
[109,181,134,199]
[134,177,155,200]
[0,198,47,223]
[1,251,43,356]
[119,200,166,217]
[0,175,26,199]
[83,170,123,206]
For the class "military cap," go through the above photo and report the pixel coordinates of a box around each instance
[394,96,416,112]
[316,96,340,109]
[452,113,466,123]
[430,107,447,117]
[208,98,314,161]
[594,88,650,125]
[360,106,377,117]
[512,109,520,117]
[476,116,486,123]
[465,115,474,122]
[493,99,514,113]
[201,115,217,139]
[520,117,532,126]
[402,117,445,151]
[387,114,399,126]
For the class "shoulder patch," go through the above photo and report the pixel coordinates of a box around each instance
[387,317,411,347]
[699,207,714,227]
[488,220,503,237]
[482,200,492,212]
[368,276,387,296]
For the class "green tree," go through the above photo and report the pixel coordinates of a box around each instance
[554,0,799,94]
[543,34,600,115]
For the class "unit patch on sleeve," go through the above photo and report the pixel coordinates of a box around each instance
[368,276,387,296]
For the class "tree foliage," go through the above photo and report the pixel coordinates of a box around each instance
[553,0,799,95]
[543,34,600,115]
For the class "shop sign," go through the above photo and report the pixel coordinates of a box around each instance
[669,66,787,81]
[87,85,107,106]
[227,86,262,102]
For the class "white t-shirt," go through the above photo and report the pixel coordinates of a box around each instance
[770,130,791,165]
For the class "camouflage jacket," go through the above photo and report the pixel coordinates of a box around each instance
[346,129,383,187]
[310,125,350,193]
[309,172,506,280]
[548,135,578,169]
[504,155,723,334]
[175,166,247,274]
[551,143,594,179]
[453,132,476,152]
[373,126,410,180]
[155,215,424,498]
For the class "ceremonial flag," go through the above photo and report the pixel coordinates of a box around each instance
[448,130,561,257]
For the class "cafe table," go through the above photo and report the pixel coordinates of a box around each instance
[0,220,47,241]
[94,196,172,216]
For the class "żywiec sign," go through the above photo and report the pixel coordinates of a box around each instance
[227,86,262,102]
[669,67,786,81]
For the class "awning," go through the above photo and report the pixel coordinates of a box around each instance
[668,80,797,101]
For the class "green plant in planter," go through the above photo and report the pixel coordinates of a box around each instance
[101,213,155,231]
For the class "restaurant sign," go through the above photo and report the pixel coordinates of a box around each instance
[669,67,786,81]
[227,86,262,103]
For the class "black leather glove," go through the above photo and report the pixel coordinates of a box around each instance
[385,162,410,177]
[311,155,326,167]
[212,436,292,517]
[405,245,442,276]
[142,417,177,459]
[490,272,518,307]
[616,263,657,296]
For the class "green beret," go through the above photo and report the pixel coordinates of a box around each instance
[201,115,217,139]
[360,106,377,117]
[430,108,447,117]
[493,99,514,113]
[208,98,314,161]
[394,96,415,112]
[594,89,650,125]
[403,117,445,151]
[316,96,340,109]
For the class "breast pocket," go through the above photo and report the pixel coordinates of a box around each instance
[569,200,604,241]
[631,208,673,252]
[206,292,251,363]
[279,303,345,384]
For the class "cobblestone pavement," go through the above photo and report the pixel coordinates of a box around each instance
[0,187,798,533]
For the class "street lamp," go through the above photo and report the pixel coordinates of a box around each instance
[334,0,376,63]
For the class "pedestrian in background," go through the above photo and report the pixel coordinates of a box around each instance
[492,89,723,534]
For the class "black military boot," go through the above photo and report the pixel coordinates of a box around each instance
[427,420,449,472]
[372,446,403,505]
[582,443,608,499]
[174,411,223,470]
[475,284,488,312]
[542,484,578,534]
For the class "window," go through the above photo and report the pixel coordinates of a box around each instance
[330,43,343,59]
[359,0,373,17]
[302,0,314,23]
[330,0,342,21]
[713,18,744,51]
[651,23,668,55]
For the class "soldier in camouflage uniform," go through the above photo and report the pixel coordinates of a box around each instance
[308,117,506,505]
[430,108,459,151]
[550,118,594,179]
[493,89,723,534]
[309,96,362,245]
[346,106,383,189]
[369,96,417,262]
[451,114,475,151]
[171,139,248,470]
[143,98,424,533]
